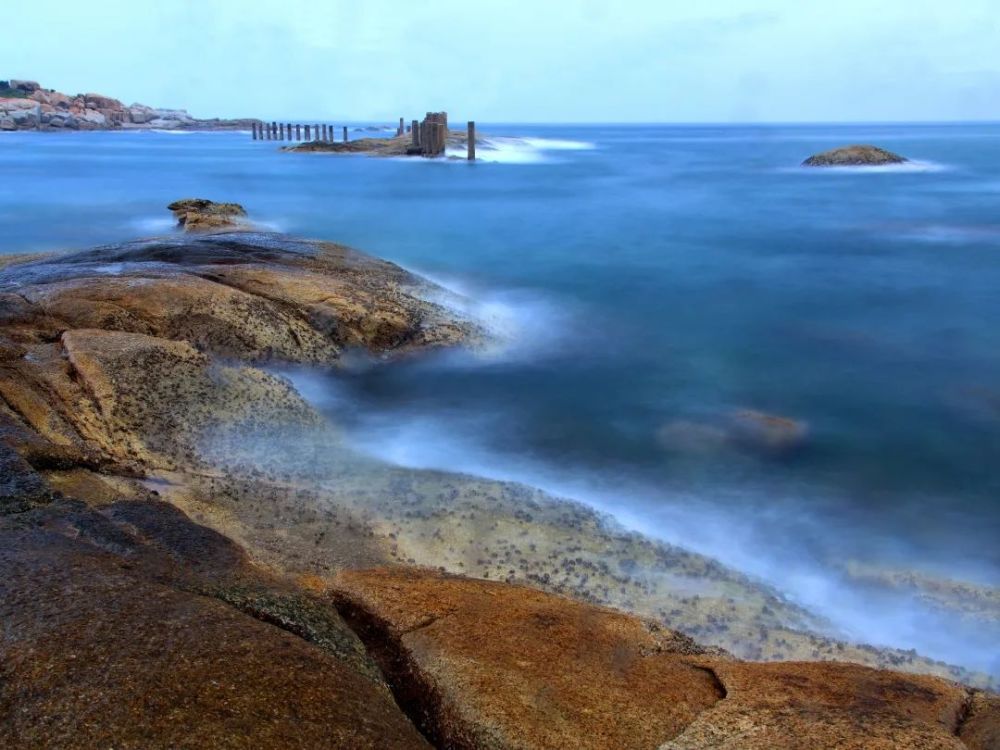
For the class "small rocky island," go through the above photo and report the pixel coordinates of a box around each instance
[0,78,256,131]
[803,144,909,167]
[282,111,478,159]
[0,203,996,748]
[283,130,476,157]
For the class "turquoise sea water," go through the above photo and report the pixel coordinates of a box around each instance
[1,124,998,675]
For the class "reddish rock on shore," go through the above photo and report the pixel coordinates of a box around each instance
[0,205,996,749]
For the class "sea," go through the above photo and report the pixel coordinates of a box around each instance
[1,122,998,677]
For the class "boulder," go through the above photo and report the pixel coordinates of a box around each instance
[9,79,40,92]
[127,103,155,123]
[167,198,250,232]
[84,93,123,110]
[75,109,107,127]
[0,118,15,131]
[10,106,39,127]
[803,144,908,167]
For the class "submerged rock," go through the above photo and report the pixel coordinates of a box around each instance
[658,409,809,458]
[802,144,908,167]
[729,409,809,456]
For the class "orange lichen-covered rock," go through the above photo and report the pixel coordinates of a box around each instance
[664,659,979,750]
[0,507,430,750]
[332,567,998,750]
[332,566,726,750]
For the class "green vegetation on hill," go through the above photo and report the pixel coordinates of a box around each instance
[0,82,29,99]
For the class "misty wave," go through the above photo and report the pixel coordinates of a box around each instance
[129,216,177,234]
[892,223,1000,244]
[315,406,999,678]
[446,135,597,164]
[404,267,579,361]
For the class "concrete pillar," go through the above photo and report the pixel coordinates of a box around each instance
[343,126,348,142]
[412,119,420,147]
[468,121,475,161]
[398,117,404,136]
[325,124,330,141]
[251,122,257,140]
[304,124,310,140]
[272,122,278,140]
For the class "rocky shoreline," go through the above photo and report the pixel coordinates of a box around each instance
[0,79,256,132]
[0,204,996,748]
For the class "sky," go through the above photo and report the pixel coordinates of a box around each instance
[3,0,999,123]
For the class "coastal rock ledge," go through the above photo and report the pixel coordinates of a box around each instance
[802,144,908,166]
[0,205,997,749]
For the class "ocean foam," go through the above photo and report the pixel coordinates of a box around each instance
[129,216,177,234]
[794,159,950,174]
[445,135,597,164]
[402,266,577,362]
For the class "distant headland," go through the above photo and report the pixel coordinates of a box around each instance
[0,78,257,132]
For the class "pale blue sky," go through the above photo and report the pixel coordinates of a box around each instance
[4,0,999,122]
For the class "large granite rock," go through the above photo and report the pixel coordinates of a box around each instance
[0,208,996,748]
[332,567,997,750]
[803,144,908,167]
[332,566,725,749]
[0,496,431,749]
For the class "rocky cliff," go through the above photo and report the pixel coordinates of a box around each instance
[0,204,996,749]
[0,78,257,132]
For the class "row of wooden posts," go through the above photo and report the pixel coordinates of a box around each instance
[251,112,476,160]
[252,122,348,143]
[404,112,475,160]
